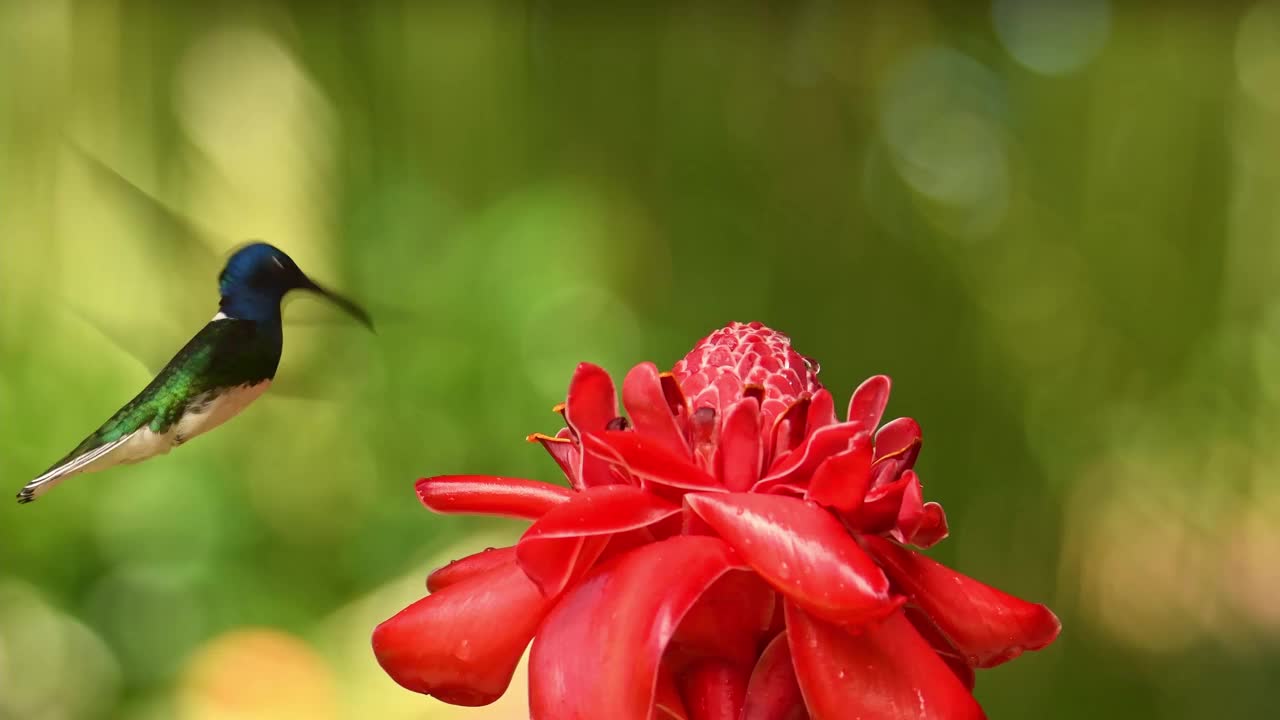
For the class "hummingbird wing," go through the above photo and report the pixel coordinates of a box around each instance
[61,143,394,400]
[17,319,270,503]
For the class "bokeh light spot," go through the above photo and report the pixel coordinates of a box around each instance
[86,565,210,685]
[1252,301,1280,403]
[243,403,378,546]
[1225,501,1280,633]
[1236,2,1280,112]
[177,29,327,180]
[520,285,642,399]
[992,0,1111,76]
[0,581,121,719]
[93,462,223,573]
[180,628,337,720]
[878,46,1011,237]
[175,26,336,257]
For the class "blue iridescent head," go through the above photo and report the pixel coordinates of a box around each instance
[218,242,373,329]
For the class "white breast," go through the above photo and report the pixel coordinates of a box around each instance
[174,380,272,445]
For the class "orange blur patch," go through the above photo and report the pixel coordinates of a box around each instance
[526,432,571,444]
[180,628,337,720]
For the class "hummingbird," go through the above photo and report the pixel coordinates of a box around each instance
[16,242,373,504]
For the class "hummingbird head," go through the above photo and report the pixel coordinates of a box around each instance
[218,242,374,329]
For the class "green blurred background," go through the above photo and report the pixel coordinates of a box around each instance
[2,1,1276,717]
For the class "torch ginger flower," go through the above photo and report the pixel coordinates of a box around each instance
[372,322,1060,719]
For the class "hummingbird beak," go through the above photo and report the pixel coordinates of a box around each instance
[301,278,375,331]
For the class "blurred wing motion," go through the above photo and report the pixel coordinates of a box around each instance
[61,143,404,400]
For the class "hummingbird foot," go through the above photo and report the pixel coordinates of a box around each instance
[16,487,36,504]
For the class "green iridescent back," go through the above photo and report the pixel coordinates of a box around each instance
[42,319,280,470]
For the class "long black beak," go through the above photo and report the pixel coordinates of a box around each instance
[301,278,375,331]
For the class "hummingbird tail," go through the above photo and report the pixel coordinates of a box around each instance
[16,433,136,504]
[16,474,66,504]
[17,466,84,504]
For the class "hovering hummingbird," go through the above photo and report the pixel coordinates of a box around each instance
[16,242,373,504]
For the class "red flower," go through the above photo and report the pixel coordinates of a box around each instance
[373,322,1060,719]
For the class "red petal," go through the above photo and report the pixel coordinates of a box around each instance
[684,493,898,626]
[805,432,873,514]
[767,396,811,466]
[565,362,619,433]
[416,475,571,519]
[673,570,776,664]
[848,470,915,535]
[584,430,723,491]
[372,560,554,706]
[655,662,691,720]
[718,398,762,492]
[680,659,749,720]
[529,536,747,720]
[890,471,925,544]
[910,503,950,548]
[903,608,975,691]
[652,512,686,540]
[944,655,976,691]
[863,537,1061,668]
[566,363,627,488]
[690,407,718,470]
[529,429,582,490]
[682,505,717,537]
[756,422,864,494]
[766,597,786,637]
[904,606,961,660]
[806,389,837,433]
[517,485,681,597]
[625,362,691,457]
[526,535,608,600]
[427,546,517,593]
[869,456,905,491]
[741,633,806,720]
[770,483,808,499]
[785,603,986,720]
[847,375,892,432]
[660,371,690,420]
[873,417,922,467]
[596,526,659,565]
